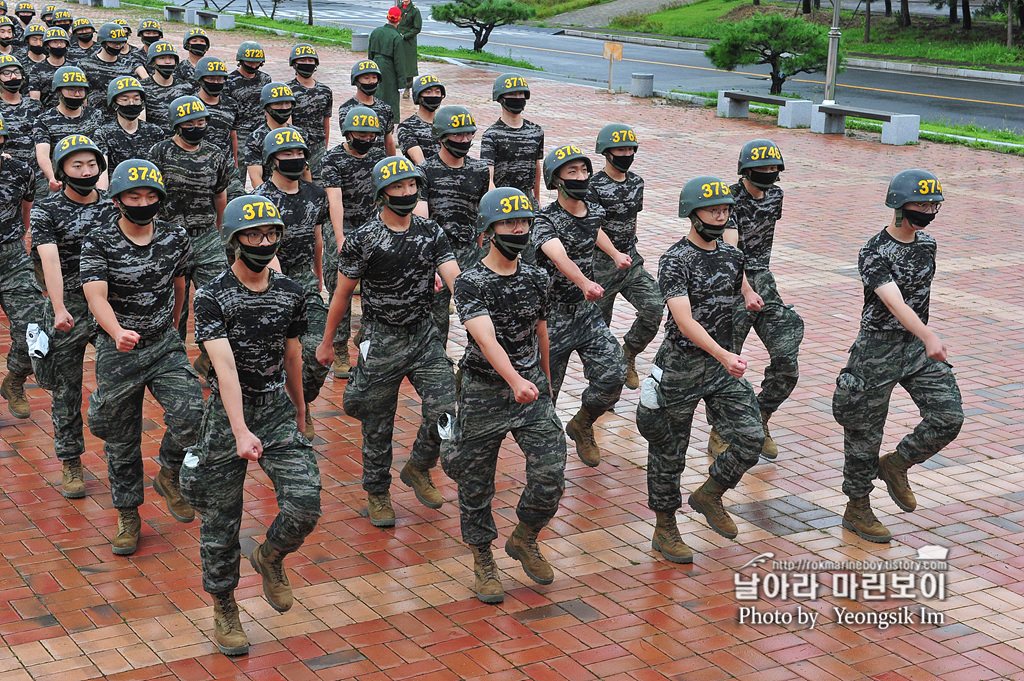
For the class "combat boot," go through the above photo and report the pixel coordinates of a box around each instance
[154,466,195,522]
[470,544,504,603]
[878,450,916,512]
[400,461,443,509]
[366,492,396,527]
[332,355,350,379]
[303,404,315,440]
[505,522,554,585]
[249,541,293,612]
[688,477,738,539]
[760,410,779,461]
[652,511,693,564]
[706,427,728,459]
[111,507,142,555]
[566,408,601,467]
[211,591,250,656]
[1,372,30,419]
[623,347,640,390]
[842,496,892,543]
[61,457,87,498]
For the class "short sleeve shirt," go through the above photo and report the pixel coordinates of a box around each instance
[587,170,643,253]
[252,179,329,274]
[148,138,231,232]
[29,59,69,109]
[0,96,43,169]
[202,93,239,163]
[531,199,606,306]
[93,119,166,171]
[226,69,272,138]
[858,228,936,332]
[397,112,438,160]
[337,96,394,153]
[320,144,385,230]
[479,118,544,198]
[287,78,332,147]
[726,181,783,272]
[140,76,194,133]
[418,155,490,245]
[0,157,36,244]
[32,106,104,154]
[78,53,137,122]
[30,191,121,292]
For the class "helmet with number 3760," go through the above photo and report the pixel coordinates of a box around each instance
[678,175,734,218]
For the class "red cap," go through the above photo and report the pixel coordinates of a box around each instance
[387,7,401,21]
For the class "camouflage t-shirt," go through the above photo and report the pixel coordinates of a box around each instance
[397,112,438,160]
[479,118,544,199]
[30,191,121,292]
[174,59,196,83]
[93,118,166,171]
[658,237,744,353]
[531,199,606,306]
[201,93,238,164]
[78,53,137,122]
[140,75,194,133]
[79,217,191,338]
[32,106,104,156]
[418,155,489,245]
[0,157,36,244]
[338,214,454,326]
[726,181,783,272]
[320,143,384,229]
[67,42,99,63]
[148,138,231,233]
[587,169,643,253]
[252,179,329,274]
[244,121,311,184]
[454,261,550,380]
[0,95,43,169]
[225,68,272,139]
[336,96,394,153]
[194,268,307,396]
[287,78,332,147]
[859,228,936,332]
[28,59,68,109]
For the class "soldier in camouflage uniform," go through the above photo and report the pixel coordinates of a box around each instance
[413,104,489,347]
[635,176,764,563]
[443,187,566,603]
[48,8,69,38]
[193,55,243,202]
[32,135,119,495]
[39,4,54,28]
[833,169,963,544]
[79,23,138,123]
[316,155,459,527]
[175,26,208,82]
[81,158,203,555]
[0,54,43,192]
[180,194,321,657]
[26,27,68,108]
[398,73,444,164]
[0,111,41,420]
[66,16,96,62]
[33,65,103,193]
[0,17,17,59]
[253,127,330,440]
[19,24,47,68]
[480,74,543,203]
[531,145,625,468]
[225,41,270,187]
[588,124,662,391]
[93,76,164,171]
[286,43,331,183]
[140,40,192,134]
[131,18,161,70]
[320,105,384,378]
[244,82,310,188]
[337,59,397,156]
[12,3,34,43]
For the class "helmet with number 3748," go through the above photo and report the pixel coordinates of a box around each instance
[222,194,284,245]
[678,175,734,218]
[885,169,943,208]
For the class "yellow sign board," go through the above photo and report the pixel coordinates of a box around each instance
[604,42,623,61]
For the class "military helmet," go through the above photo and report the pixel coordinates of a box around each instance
[40,3,54,20]
[431,105,476,140]
[51,65,86,91]
[885,169,943,208]
[97,22,127,44]
[168,95,208,128]
[41,25,64,43]
[70,16,92,35]
[0,54,23,76]
[182,26,208,49]
[0,16,16,29]
[0,1,6,13]
[222,194,284,245]
[412,74,445,102]
[137,18,161,37]
[236,40,264,64]
[108,159,166,200]
[15,2,34,16]
[737,138,785,174]
[24,23,45,39]
[595,123,639,154]
[349,59,380,85]
[371,155,423,199]
[342,106,381,134]
[106,75,144,106]
[289,42,318,66]
[53,134,107,178]
[260,82,294,108]
[262,126,308,164]
[193,55,227,81]
[492,73,530,101]
[146,39,177,64]
[477,187,535,234]
[678,176,735,218]
[111,17,131,35]
[50,8,70,24]
[542,144,592,190]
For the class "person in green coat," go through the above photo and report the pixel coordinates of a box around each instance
[368,8,407,122]
[398,0,422,98]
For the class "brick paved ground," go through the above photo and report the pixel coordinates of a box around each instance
[2,5,1024,680]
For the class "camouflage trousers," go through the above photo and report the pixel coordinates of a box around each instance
[0,244,44,378]
[343,318,456,494]
[431,239,484,348]
[322,222,353,356]
[282,267,330,405]
[308,138,326,185]
[832,331,964,500]
[40,292,94,461]
[547,301,625,415]
[178,226,228,344]
[441,365,567,546]
[593,251,664,356]
[180,389,322,594]
[87,329,204,509]
[636,344,764,513]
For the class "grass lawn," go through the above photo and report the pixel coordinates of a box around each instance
[520,0,618,20]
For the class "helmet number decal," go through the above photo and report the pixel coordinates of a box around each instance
[701,181,730,198]
[243,48,264,60]
[114,77,138,90]
[749,145,781,161]
[270,85,293,99]
[242,200,278,220]
[274,129,305,145]
[154,42,174,53]
[503,76,527,89]
[176,99,206,117]
[357,60,376,71]
[379,158,412,180]
[500,195,531,213]
[204,60,227,73]
[293,45,316,56]
[353,114,379,128]
[61,70,88,84]
[126,165,164,185]
[609,129,636,143]
[553,145,582,160]
[917,178,941,194]
[450,112,474,128]
[419,75,440,85]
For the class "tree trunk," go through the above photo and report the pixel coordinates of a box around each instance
[753,0,759,5]
[307,0,313,25]
[961,0,970,28]
[769,71,785,94]
[884,0,892,17]
[899,0,910,25]
[814,0,821,8]
[802,0,811,13]
[865,0,871,42]
[1009,0,1014,46]
[949,0,958,22]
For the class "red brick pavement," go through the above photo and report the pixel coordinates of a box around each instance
[2,5,1023,680]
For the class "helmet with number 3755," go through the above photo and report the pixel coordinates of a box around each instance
[885,169,943,208]
[222,194,284,245]
[477,187,534,234]
[678,175,734,218]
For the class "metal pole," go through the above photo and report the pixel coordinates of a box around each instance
[608,58,614,92]
[822,0,843,104]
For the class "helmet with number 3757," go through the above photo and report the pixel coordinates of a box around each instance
[222,194,284,245]
[678,175,734,218]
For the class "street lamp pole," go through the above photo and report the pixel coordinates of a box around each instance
[823,0,842,104]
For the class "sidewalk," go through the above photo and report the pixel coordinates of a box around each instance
[2,3,1024,680]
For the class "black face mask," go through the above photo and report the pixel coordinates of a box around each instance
[29,45,47,56]
[349,137,375,155]
[236,241,278,272]
[178,125,207,144]
[102,43,122,56]
[419,95,442,111]
[380,191,418,217]
[356,81,377,96]
[239,61,260,75]
[901,208,936,228]
[608,153,634,173]
[295,64,316,78]
[118,103,144,120]
[60,93,84,110]
[119,200,161,225]
[75,32,94,44]
[267,106,292,124]
[492,232,530,261]
[693,216,726,242]
[200,80,225,97]
[17,14,32,26]
[140,35,158,47]
[65,173,100,196]
[188,43,209,57]
[154,63,177,78]
[500,97,526,114]
[0,37,14,48]
[747,168,780,189]
[1,77,23,93]
[441,138,472,159]
[558,177,589,201]
[47,45,67,59]
[276,156,306,180]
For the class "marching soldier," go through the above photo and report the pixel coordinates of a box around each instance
[397,73,444,164]
[225,40,270,186]
[286,43,331,182]
[337,59,397,156]
[139,40,192,133]
[93,76,164,171]
[33,65,104,193]
[26,26,67,107]
[480,73,543,203]
[176,26,209,81]
[244,81,310,187]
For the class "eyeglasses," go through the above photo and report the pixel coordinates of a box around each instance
[0,69,21,78]
[238,230,280,246]
[698,206,732,219]
[904,202,941,214]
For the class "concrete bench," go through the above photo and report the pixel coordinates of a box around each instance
[164,5,187,21]
[811,104,920,145]
[195,9,235,30]
[717,90,813,129]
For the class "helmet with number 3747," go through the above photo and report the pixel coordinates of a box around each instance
[678,176,734,218]
[371,155,423,198]
[222,195,284,245]
[885,169,943,208]
[262,126,308,164]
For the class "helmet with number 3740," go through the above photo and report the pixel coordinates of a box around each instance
[678,175,734,218]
